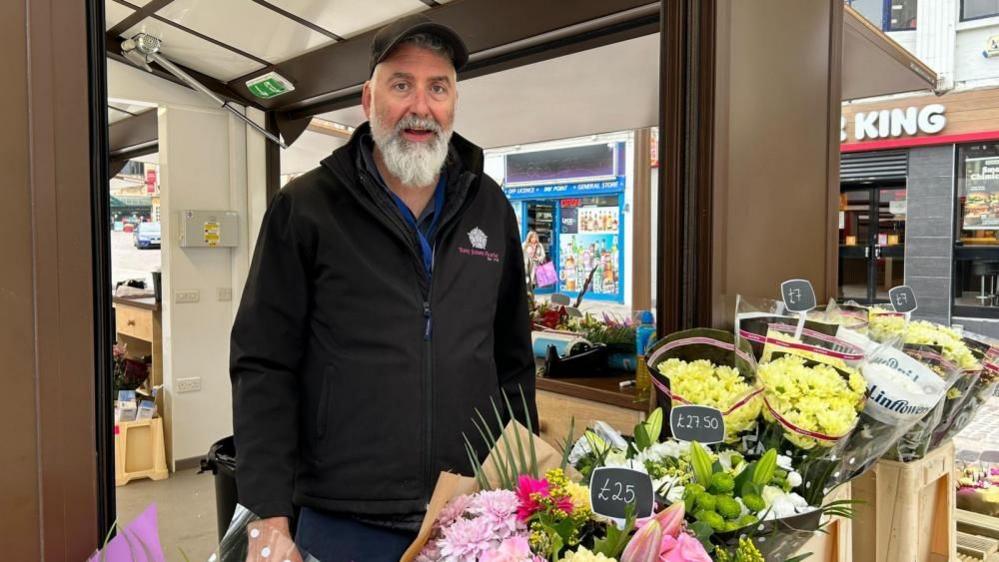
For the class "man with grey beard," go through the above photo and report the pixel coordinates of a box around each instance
[230,14,537,562]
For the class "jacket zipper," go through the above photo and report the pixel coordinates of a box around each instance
[356,168,478,501]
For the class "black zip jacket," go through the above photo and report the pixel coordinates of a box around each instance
[230,123,538,520]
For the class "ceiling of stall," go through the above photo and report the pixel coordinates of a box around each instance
[105,0,936,160]
[105,0,437,82]
[318,33,659,150]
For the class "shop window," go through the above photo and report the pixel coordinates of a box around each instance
[846,0,885,30]
[963,0,999,21]
[954,143,999,317]
[885,0,918,31]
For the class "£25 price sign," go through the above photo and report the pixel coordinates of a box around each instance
[589,467,654,522]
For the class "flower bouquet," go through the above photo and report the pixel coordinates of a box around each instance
[568,417,854,561]
[646,329,762,446]
[404,395,767,562]
[734,296,841,361]
[807,300,870,335]
[867,317,983,460]
[928,335,999,449]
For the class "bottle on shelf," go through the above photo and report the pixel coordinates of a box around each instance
[634,310,656,401]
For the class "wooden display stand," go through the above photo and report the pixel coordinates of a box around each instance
[793,483,853,562]
[115,417,169,486]
[851,441,956,562]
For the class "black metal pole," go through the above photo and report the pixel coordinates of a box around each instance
[86,0,117,542]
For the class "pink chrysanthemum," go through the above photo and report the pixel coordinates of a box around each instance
[469,489,523,536]
[435,493,474,528]
[515,475,551,522]
[438,516,495,560]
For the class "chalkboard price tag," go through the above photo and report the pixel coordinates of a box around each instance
[889,285,918,314]
[670,405,726,444]
[780,279,817,313]
[589,467,655,522]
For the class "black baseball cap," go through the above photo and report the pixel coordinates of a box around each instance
[369,14,469,77]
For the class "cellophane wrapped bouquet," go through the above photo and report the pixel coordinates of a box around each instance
[866,310,995,460]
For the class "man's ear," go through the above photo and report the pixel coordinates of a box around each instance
[361,80,373,119]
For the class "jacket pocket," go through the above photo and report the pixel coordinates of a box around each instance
[316,368,331,440]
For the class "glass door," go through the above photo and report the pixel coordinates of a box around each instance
[838,189,873,302]
[874,188,906,301]
[837,185,906,304]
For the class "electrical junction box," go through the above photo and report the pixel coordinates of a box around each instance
[179,210,239,248]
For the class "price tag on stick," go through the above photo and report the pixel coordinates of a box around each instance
[670,405,726,444]
[781,279,817,339]
[889,285,917,321]
[589,467,655,524]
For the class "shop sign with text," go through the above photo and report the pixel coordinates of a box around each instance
[841,104,946,143]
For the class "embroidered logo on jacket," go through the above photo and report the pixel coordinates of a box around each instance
[468,227,488,250]
[459,227,499,262]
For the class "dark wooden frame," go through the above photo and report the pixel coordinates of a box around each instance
[657,0,716,336]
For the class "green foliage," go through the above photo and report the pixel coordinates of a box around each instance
[591,503,637,558]
[690,441,714,487]
[642,408,663,443]
[464,389,542,490]
[633,422,652,453]
[752,449,777,487]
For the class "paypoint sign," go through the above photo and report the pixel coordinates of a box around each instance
[840,104,946,142]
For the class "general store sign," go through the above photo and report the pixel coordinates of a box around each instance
[840,104,946,142]
[503,177,625,200]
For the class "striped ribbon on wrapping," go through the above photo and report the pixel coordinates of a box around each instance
[648,335,761,416]
[762,396,854,443]
[738,323,865,362]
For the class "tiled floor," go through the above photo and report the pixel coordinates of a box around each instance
[115,468,219,562]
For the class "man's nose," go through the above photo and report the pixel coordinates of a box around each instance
[409,87,431,118]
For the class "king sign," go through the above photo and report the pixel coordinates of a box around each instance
[841,104,946,142]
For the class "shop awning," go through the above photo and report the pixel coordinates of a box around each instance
[110,194,152,209]
[841,4,938,101]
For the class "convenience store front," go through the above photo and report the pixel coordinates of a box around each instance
[493,139,630,304]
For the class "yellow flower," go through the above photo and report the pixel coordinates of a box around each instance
[657,358,762,443]
[565,481,592,514]
[869,315,981,373]
[757,355,864,449]
[562,547,618,562]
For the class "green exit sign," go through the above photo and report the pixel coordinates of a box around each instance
[246,72,295,99]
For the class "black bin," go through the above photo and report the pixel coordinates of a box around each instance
[201,436,238,543]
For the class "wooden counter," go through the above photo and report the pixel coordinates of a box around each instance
[535,373,653,448]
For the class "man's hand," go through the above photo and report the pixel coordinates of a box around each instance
[245,517,303,562]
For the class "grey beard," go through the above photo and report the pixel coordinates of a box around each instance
[371,115,452,189]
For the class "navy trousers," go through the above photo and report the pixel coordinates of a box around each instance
[295,508,418,562]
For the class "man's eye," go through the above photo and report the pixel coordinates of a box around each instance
[432,84,447,94]
[393,83,409,92]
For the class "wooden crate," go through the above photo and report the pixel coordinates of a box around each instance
[115,417,168,486]
[793,483,853,562]
[851,440,956,562]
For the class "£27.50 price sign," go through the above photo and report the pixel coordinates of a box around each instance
[589,467,654,521]
[670,405,726,445]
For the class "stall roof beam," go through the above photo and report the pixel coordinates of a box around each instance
[233,0,659,118]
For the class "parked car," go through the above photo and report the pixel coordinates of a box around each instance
[134,222,161,249]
